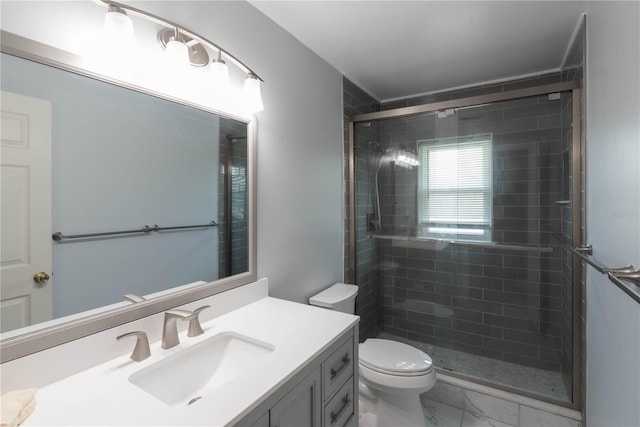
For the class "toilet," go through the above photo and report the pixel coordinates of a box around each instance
[310,283,436,427]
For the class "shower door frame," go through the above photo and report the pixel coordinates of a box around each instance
[347,81,583,410]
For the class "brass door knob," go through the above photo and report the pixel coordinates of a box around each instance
[33,272,50,284]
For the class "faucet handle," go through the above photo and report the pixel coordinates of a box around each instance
[165,309,196,319]
[123,293,146,303]
[187,305,211,337]
[117,331,151,362]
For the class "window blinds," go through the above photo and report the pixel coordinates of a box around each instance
[418,137,492,240]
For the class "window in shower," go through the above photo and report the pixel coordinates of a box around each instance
[417,135,492,242]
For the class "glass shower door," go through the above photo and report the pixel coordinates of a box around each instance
[353,90,576,404]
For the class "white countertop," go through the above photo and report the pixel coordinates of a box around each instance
[22,297,358,426]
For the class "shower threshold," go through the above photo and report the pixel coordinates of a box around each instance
[377,331,569,402]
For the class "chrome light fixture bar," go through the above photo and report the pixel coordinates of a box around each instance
[97,0,264,112]
[157,27,209,67]
[99,0,263,81]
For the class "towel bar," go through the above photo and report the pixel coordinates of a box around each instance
[572,245,640,304]
[52,221,218,241]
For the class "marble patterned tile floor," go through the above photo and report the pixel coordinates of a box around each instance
[421,396,581,427]
[359,394,581,427]
[378,332,569,402]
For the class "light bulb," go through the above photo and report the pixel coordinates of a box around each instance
[210,58,229,93]
[165,38,189,63]
[243,74,264,113]
[103,6,135,43]
[164,31,191,77]
[90,6,137,80]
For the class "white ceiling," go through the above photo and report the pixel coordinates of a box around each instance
[249,1,586,101]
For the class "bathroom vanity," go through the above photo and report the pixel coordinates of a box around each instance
[241,324,356,427]
[5,279,358,426]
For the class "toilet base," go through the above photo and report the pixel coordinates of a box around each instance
[358,388,426,427]
[358,409,377,427]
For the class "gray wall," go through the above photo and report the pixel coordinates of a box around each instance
[1,1,345,305]
[139,1,345,302]
[584,3,640,426]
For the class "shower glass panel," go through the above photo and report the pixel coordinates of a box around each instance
[353,91,575,404]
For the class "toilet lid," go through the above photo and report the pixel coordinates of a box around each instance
[359,339,433,376]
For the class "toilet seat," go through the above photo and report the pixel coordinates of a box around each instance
[359,339,433,377]
[359,362,436,392]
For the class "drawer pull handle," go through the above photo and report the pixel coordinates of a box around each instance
[330,394,351,425]
[330,354,350,380]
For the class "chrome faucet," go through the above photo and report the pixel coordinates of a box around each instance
[161,305,211,349]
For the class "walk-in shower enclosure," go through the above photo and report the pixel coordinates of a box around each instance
[348,81,582,408]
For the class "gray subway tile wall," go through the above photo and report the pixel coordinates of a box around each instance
[218,118,249,278]
[344,73,580,396]
[372,89,569,374]
[344,67,581,401]
[380,73,564,111]
[218,135,229,278]
[229,139,249,275]
[343,77,381,341]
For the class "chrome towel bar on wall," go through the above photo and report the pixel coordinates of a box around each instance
[52,221,218,241]
[572,245,640,303]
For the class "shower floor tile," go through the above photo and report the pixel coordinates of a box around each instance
[377,331,569,402]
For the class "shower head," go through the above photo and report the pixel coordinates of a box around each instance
[368,141,386,156]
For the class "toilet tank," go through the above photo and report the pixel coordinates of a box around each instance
[309,283,358,314]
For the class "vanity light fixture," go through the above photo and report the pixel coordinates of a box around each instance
[162,28,190,70]
[243,73,264,113]
[157,27,209,67]
[97,0,264,112]
[103,5,135,43]
[210,51,230,93]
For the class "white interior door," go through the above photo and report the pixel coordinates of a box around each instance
[1,90,52,332]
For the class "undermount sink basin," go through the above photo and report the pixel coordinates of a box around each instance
[129,332,274,407]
